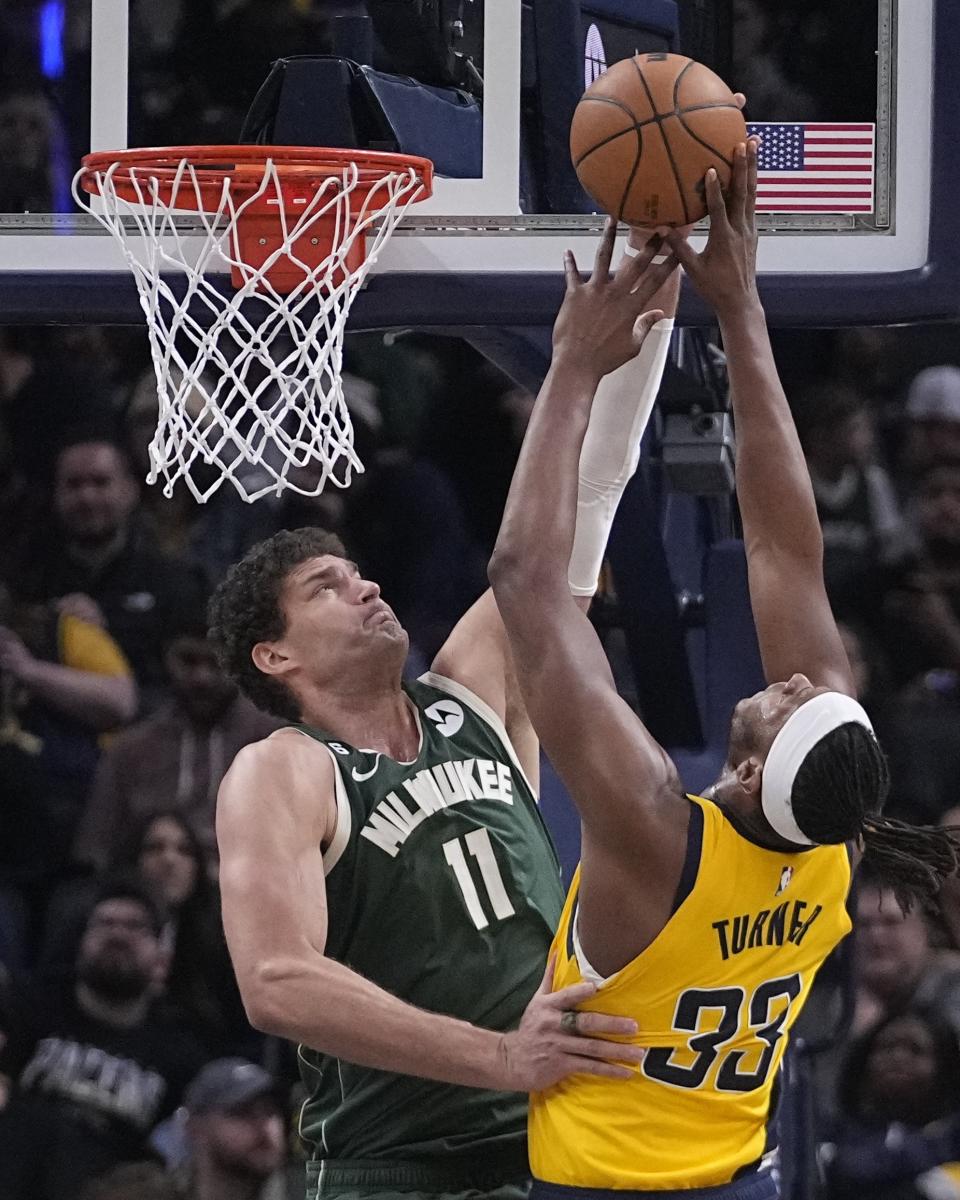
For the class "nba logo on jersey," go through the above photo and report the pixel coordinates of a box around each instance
[584,24,607,89]
[776,866,794,896]
[424,699,465,737]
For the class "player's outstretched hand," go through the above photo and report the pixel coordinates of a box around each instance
[495,954,644,1091]
[552,216,678,380]
[666,138,760,319]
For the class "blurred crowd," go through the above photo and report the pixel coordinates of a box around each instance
[0,320,520,1200]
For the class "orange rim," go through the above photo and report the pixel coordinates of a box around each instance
[77,144,434,203]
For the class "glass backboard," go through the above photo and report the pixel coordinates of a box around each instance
[0,0,955,327]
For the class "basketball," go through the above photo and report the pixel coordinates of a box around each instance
[570,53,747,227]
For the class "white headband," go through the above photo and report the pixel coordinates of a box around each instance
[761,691,875,846]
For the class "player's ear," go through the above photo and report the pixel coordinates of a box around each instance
[735,755,763,799]
[251,640,294,678]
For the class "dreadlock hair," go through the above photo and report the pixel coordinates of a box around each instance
[790,722,960,912]
[207,527,348,720]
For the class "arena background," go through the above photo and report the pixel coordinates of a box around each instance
[1,3,960,1198]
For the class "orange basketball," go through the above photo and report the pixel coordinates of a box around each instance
[570,53,747,227]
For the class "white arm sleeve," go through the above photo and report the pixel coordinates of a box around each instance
[568,318,674,596]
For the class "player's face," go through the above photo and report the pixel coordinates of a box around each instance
[729,674,833,761]
[276,554,408,682]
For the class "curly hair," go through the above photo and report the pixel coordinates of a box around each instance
[207,527,347,719]
[791,722,960,911]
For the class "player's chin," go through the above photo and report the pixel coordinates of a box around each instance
[370,615,408,643]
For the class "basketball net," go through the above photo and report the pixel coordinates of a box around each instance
[72,152,429,503]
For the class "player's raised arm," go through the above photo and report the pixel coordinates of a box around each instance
[668,143,854,696]
[489,226,691,921]
[432,234,682,788]
[217,732,644,1091]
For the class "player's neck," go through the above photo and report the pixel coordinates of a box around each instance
[710,775,802,853]
[301,683,421,761]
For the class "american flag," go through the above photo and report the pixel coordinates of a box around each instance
[746,123,875,214]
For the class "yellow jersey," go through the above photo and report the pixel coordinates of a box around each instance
[529,794,852,1191]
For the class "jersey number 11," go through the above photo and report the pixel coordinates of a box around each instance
[443,829,516,930]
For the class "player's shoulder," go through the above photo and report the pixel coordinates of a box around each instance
[220,728,334,811]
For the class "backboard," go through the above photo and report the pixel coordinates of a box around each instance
[0,0,957,328]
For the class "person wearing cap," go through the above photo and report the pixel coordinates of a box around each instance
[489,143,960,1198]
[177,1059,287,1200]
[903,365,960,480]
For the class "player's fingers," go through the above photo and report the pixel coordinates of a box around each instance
[563,250,581,292]
[574,1010,640,1037]
[664,230,699,272]
[548,979,598,1009]
[615,233,662,291]
[625,253,679,307]
[729,142,748,225]
[537,952,558,995]
[624,251,679,307]
[592,215,618,281]
[558,1037,645,1063]
[733,91,746,110]
[633,309,665,349]
[705,167,729,233]
[635,252,680,296]
[745,137,759,225]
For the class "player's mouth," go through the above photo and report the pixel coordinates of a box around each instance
[364,603,395,628]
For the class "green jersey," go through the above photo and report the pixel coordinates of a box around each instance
[297,672,564,1166]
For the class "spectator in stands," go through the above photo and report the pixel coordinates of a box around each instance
[131,814,249,1052]
[837,619,891,715]
[1,327,143,485]
[0,877,208,1200]
[878,463,960,821]
[0,420,33,581]
[0,582,136,966]
[884,463,960,683]
[44,812,252,1053]
[120,368,277,585]
[0,88,69,213]
[78,1161,183,1200]
[798,382,914,622]
[822,1008,960,1199]
[732,0,819,121]
[903,366,960,482]
[75,623,279,869]
[177,1058,287,1200]
[854,876,960,1038]
[16,434,209,712]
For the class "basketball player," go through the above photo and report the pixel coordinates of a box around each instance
[489,140,960,1199]
[208,233,681,1200]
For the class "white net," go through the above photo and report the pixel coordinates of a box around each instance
[72,154,427,503]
